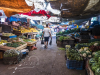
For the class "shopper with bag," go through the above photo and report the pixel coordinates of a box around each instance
[42,24,52,48]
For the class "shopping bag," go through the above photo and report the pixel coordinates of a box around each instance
[41,38,44,44]
[49,38,52,45]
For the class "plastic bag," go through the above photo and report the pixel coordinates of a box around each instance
[49,38,52,45]
[41,38,44,44]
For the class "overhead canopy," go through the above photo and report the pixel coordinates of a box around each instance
[19,10,51,19]
[0,0,33,17]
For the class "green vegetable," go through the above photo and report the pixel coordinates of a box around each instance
[89,58,97,65]
[95,68,100,75]
[6,42,25,48]
[59,48,65,51]
[24,39,33,42]
[59,36,64,41]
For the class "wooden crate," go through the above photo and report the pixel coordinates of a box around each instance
[0,43,27,51]
[86,60,94,75]
[25,41,37,46]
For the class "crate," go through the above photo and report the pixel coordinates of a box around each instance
[57,40,63,47]
[86,60,94,75]
[0,43,27,51]
[9,35,17,38]
[66,59,84,70]
[0,52,3,59]
[80,35,90,39]
[63,39,75,48]
[94,36,100,39]
[3,56,20,65]
[79,39,89,43]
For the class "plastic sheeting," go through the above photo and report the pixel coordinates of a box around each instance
[6,16,20,22]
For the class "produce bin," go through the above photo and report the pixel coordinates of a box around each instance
[63,39,75,48]
[57,40,63,47]
[66,59,84,70]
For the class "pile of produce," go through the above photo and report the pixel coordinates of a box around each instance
[8,38,23,42]
[18,35,26,39]
[3,49,20,57]
[90,43,100,52]
[59,36,64,41]
[23,39,36,42]
[6,42,25,48]
[78,47,92,58]
[64,36,72,40]
[13,27,38,33]
[2,33,15,36]
[0,40,7,45]
[3,49,22,65]
[66,48,83,61]
[89,51,100,75]
[75,41,100,50]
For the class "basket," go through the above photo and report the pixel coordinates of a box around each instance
[3,56,19,65]
[66,59,84,70]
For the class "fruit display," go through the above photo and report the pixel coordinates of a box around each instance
[2,33,15,36]
[78,47,92,58]
[13,27,38,33]
[0,40,7,45]
[6,42,25,48]
[66,48,83,61]
[89,51,100,75]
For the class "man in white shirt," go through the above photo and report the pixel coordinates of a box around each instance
[42,24,52,48]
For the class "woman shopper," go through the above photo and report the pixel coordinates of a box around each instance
[42,24,52,48]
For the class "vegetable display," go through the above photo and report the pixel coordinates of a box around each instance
[23,39,35,42]
[6,42,25,48]
[3,49,19,57]
[78,47,92,58]
[2,33,15,36]
[66,48,83,61]
[0,40,7,45]
[89,51,100,75]
[59,36,64,41]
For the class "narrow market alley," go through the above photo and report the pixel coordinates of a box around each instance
[0,37,85,75]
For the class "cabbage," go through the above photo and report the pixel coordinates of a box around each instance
[89,58,97,65]
[95,68,100,75]
[94,52,100,61]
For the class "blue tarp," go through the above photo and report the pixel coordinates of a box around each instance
[6,16,20,22]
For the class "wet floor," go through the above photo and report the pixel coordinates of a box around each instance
[0,37,85,75]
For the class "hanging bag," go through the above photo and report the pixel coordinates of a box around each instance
[49,38,52,45]
[41,38,44,44]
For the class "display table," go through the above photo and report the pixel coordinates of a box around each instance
[0,43,27,51]
[25,41,37,50]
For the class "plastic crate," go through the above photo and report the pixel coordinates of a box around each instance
[66,59,84,70]
[9,35,17,38]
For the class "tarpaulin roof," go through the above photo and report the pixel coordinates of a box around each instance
[19,10,51,19]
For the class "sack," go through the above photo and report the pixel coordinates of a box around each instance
[49,38,52,45]
[41,38,44,44]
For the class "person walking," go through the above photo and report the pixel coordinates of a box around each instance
[42,24,52,48]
